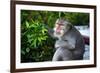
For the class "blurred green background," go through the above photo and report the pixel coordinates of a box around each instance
[21,10,89,63]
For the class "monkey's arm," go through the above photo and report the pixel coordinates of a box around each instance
[48,27,55,38]
[55,39,76,49]
[65,40,75,49]
[45,24,55,38]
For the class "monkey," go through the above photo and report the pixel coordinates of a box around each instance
[47,18,85,61]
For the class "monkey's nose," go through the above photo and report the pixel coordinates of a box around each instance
[56,29,61,33]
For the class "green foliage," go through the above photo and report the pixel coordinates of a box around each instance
[21,18,55,62]
[25,21,48,48]
[63,12,89,25]
[21,10,89,62]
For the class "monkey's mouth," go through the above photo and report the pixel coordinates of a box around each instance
[56,30,64,35]
[56,29,62,34]
[56,32,61,34]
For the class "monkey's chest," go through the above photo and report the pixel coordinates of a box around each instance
[55,40,68,48]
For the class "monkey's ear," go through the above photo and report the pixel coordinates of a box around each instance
[67,22,73,27]
[66,22,73,30]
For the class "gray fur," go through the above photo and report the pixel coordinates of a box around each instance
[47,19,85,61]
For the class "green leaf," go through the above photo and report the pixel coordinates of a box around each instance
[38,38,42,42]
[31,39,37,48]
[25,21,29,28]
[41,28,47,34]
[21,50,25,55]
[26,48,30,53]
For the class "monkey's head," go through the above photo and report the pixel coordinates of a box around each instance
[54,18,72,38]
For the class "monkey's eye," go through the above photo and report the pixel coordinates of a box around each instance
[60,26,65,29]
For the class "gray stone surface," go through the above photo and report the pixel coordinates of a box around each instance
[83,45,90,60]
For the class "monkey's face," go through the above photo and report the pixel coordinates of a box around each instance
[53,22,70,38]
[53,19,71,38]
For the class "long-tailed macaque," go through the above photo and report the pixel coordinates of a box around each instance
[47,18,85,61]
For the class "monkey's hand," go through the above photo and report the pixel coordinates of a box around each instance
[66,41,75,49]
[43,24,55,38]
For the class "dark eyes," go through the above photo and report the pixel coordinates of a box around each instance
[55,24,64,27]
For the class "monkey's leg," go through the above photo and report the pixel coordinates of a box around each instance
[52,48,62,61]
[73,49,84,60]
[52,48,73,61]
[61,48,74,61]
